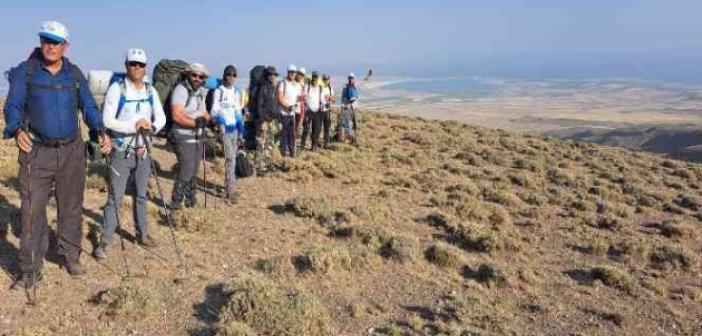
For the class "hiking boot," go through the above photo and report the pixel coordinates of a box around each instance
[227,191,239,204]
[171,180,185,210]
[184,180,197,208]
[93,242,109,260]
[137,234,158,248]
[11,272,43,290]
[62,261,86,277]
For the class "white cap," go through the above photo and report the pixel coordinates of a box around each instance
[287,64,297,72]
[38,20,69,43]
[348,72,356,78]
[187,63,209,76]
[298,67,306,75]
[126,48,148,64]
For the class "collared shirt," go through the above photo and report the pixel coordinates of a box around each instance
[3,57,104,140]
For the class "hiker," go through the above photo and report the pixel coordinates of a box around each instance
[170,63,211,209]
[340,72,360,144]
[277,65,302,157]
[93,48,166,259]
[294,67,307,136]
[300,71,324,151]
[3,21,112,286]
[320,74,336,148]
[254,66,279,163]
[211,65,245,202]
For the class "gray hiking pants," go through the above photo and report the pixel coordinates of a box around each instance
[223,130,239,195]
[170,128,204,202]
[19,137,86,274]
[101,150,151,245]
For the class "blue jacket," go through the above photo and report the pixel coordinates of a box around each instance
[3,58,104,140]
[342,84,359,105]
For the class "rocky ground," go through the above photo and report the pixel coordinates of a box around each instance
[1,105,702,335]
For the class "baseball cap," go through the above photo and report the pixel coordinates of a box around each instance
[348,72,356,78]
[265,66,279,76]
[223,65,238,77]
[322,74,330,80]
[298,68,307,76]
[188,63,210,77]
[287,64,297,72]
[311,71,319,77]
[126,48,147,64]
[38,20,69,44]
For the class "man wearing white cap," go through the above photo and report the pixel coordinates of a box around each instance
[3,20,112,286]
[340,72,360,144]
[169,62,211,209]
[276,64,302,157]
[94,48,166,259]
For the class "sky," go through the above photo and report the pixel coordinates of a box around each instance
[2,0,702,82]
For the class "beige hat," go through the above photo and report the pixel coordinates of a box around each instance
[187,63,209,76]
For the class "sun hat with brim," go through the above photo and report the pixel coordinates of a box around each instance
[38,20,69,44]
[187,63,209,77]
[298,68,307,76]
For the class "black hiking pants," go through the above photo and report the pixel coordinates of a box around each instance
[301,109,323,150]
[280,114,296,157]
[19,137,86,275]
[321,110,331,146]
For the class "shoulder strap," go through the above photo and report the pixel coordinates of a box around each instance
[24,59,37,110]
[116,81,127,118]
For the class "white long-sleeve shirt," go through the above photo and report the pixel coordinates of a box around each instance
[103,79,166,148]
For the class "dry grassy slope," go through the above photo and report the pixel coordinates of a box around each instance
[0,101,702,335]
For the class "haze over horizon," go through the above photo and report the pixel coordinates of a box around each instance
[2,0,702,84]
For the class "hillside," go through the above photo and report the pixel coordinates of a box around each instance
[548,125,702,163]
[1,102,702,335]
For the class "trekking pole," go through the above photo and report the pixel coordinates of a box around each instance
[19,121,37,305]
[103,140,132,279]
[139,131,185,268]
[350,104,358,146]
[202,126,208,209]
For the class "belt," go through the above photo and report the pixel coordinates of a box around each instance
[31,133,79,148]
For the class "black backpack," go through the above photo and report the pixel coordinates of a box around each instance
[247,65,267,110]
[152,59,189,135]
[235,150,255,178]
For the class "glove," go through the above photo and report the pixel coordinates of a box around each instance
[195,117,207,129]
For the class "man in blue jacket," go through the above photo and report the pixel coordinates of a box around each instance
[3,21,112,288]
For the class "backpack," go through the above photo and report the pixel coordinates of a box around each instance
[235,150,255,177]
[152,59,189,135]
[247,65,267,110]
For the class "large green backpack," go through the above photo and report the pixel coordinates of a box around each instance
[152,59,189,135]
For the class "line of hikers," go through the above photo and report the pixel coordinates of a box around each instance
[2,21,361,290]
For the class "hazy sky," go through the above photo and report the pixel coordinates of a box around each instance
[2,0,702,81]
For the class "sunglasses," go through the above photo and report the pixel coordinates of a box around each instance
[128,61,146,69]
[190,73,207,80]
[224,74,237,78]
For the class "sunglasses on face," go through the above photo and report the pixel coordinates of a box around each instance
[128,61,146,69]
[190,73,207,80]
